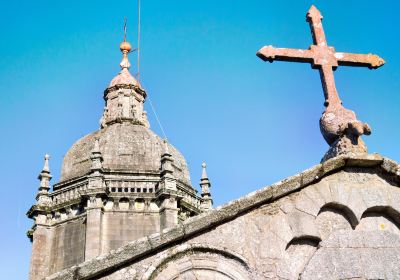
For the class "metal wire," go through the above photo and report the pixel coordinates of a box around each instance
[135,0,167,141]
[147,95,168,140]
[137,0,141,81]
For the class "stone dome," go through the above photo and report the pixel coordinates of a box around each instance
[60,123,191,184]
[109,68,140,88]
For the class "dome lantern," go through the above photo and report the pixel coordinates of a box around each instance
[100,24,149,129]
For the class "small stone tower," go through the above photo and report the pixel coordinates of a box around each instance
[27,37,203,280]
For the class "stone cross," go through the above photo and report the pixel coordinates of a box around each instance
[257,5,385,160]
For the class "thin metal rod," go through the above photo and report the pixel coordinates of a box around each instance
[137,0,141,80]
[123,17,127,42]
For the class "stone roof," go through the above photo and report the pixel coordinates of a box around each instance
[46,153,400,280]
[109,68,140,88]
[60,123,191,185]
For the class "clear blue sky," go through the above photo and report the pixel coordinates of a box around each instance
[1,0,399,278]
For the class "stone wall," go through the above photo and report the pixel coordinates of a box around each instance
[50,217,86,274]
[102,211,160,253]
[99,167,400,279]
[46,155,400,280]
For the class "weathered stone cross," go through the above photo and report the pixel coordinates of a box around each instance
[257,5,385,160]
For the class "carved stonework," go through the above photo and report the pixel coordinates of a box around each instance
[322,121,371,161]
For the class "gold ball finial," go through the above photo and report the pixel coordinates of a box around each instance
[120,41,132,53]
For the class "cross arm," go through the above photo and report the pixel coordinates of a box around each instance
[257,45,314,63]
[335,52,385,69]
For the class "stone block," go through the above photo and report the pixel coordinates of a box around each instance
[295,191,320,217]
[382,157,400,175]
[271,174,302,199]
[321,156,346,174]
[359,186,388,209]
[269,214,293,243]
[287,210,320,240]
[346,153,383,167]
[300,164,323,186]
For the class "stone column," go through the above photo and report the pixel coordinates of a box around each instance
[29,215,53,280]
[84,196,104,260]
[159,193,179,230]
[84,138,106,260]
[158,141,181,231]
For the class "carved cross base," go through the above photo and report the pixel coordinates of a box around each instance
[321,121,370,162]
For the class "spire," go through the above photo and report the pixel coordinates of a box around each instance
[199,162,213,211]
[201,162,208,180]
[38,154,51,191]
[36,154,52,206]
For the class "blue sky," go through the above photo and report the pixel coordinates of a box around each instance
[1,0,399,278]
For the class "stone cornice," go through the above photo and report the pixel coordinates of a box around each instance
[103,84,147,98]
[54,171,193,189]
[45,153,400,280]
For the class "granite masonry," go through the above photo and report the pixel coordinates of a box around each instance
[44,154,400,279]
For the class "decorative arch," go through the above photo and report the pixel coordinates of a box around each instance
[286,236,321,250]
[357,205,400,232]
[362,206,400,223]
[142,244,253,280]
[318,202,359,229]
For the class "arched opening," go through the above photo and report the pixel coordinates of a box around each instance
[119,197,130,210]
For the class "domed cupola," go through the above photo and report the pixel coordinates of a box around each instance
[46,32,201,259]
[60,36,193,186]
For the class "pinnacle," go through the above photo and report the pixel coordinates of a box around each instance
[201,162,208,180]
[42,154,50,173]
[93,138,101,154]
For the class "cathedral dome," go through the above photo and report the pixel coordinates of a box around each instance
[60,123,191,184]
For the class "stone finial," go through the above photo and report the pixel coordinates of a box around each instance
[36,154,52,206]
[199,162,213,211]
[42,154,50,173]
[93,137,100,153]
[161,140,174,175]
[201,162,208,180]
[120,18,132,70]
[87,138,106,192]
[90,138,103,171]
[38,154,51,190]
[119,42,132,70]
